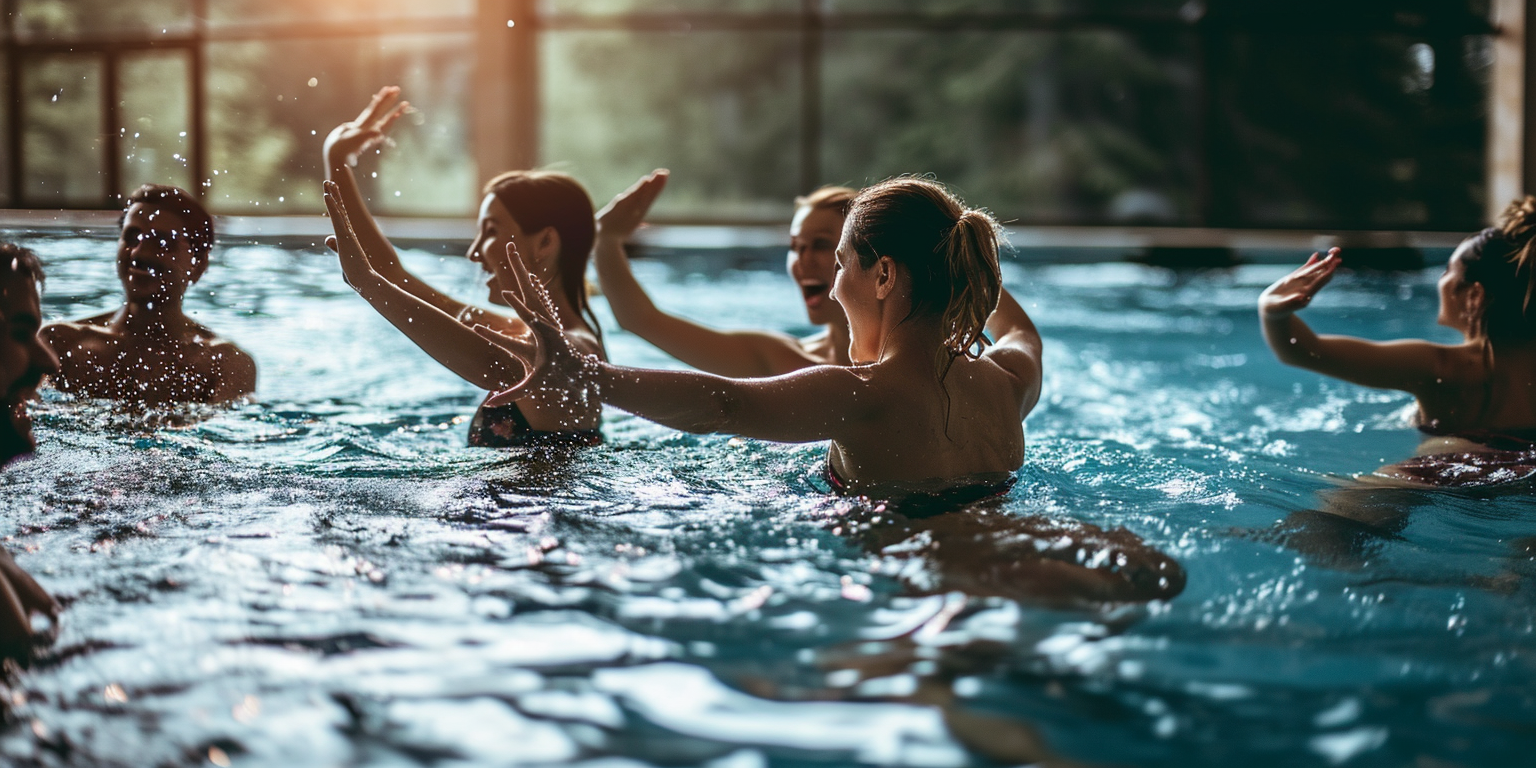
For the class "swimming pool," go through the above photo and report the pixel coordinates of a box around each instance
[0,235,1530,767]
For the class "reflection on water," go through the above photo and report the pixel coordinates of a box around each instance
[0,239,1531,766]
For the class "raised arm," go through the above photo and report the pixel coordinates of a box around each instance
[1260,249,1445,392]
[984,287,1044,419]
[481,243,881,442]
[323,87,480,323]
[324,181,524,392]
[594,170,821,378]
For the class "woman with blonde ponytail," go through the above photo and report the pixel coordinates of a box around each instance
[1260,196,1536,483]
[470,177,1045,496]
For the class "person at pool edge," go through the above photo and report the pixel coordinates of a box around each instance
[329,175,1044,494]
[41,184,257,403]
[595,172,859,374]
[322,86,606,446]
[0,243,63,658]
[1260,196,1536,484]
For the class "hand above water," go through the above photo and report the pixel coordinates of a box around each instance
[1260,248,1341,319]
[324,86,409,170]
[322,180,383,292]
[475,243,598,407]
[0,548,59,660]
[595,170,669,246]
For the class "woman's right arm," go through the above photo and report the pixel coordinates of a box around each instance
[1260,249,1446,392]
[984,287,1044,419]
[325,182,525,392]
[323,87,476,322]
[595,171,821,378]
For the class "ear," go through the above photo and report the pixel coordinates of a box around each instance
[1467,281,1486,315]
[537,227,562,262]
[874,255,897,301]
[189,249,210,284]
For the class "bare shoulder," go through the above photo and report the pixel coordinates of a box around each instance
[41,317,113,345]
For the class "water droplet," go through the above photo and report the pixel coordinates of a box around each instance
[307,77,319,87]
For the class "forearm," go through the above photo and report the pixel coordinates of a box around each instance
[355,274,524,391]
[592,361,737,434]
[327,163,471,320]
[1262,313,1325,369]
[593,235,658,325]
[987,287,1041,353]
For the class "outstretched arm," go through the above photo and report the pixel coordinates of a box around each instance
[984,286,1044,419]
[323,87,488,324]
[0,548,58,660]
[594,170,821,377]
[324,181,524,392]
[480,243,881,442]
[1260,249,1444,392]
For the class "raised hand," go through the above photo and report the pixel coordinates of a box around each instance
[474,243,597,407]
[322,179,381,291]
[1260,248,1341,319]
[595,169,669,244]
[324,86,409,169]
[0,548,59,660]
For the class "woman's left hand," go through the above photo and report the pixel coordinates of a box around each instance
[322,180,382,291]
[474,243,598,407]
[1260,248,1341,319]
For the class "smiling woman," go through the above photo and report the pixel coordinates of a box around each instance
[594,176,857,377]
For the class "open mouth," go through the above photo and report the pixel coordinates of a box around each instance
[127,258,168,279]
[800,282,829,306]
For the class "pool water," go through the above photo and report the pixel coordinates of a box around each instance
[0,237,1532,767]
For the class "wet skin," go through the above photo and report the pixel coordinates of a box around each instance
[0,269,61,658]
[41,203,256,404]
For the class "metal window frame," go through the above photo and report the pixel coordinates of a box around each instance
[0,0,1498,227]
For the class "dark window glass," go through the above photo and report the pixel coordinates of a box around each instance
[822,29,1201,225]
[14,0,193,38]
[543,30,802,219]
[21,55,105,207]
[541,0,798,15]
[1208,33,1490,229]
[118,52,193,196]
[207,34,476,216]
[206,0,473,27]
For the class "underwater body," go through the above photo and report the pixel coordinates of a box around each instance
[0,236,1531,767]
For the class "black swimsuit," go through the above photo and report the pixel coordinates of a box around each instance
[467,399,602,449]
[824,459,1016,511]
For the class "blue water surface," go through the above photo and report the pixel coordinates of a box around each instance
[0,235,1531,767]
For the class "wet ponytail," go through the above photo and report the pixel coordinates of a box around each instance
[940,210,1003,368]
[846,177,1003,379]
[1463,196,1536,340]
[1498,196,1536,316]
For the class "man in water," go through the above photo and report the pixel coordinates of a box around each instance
[43,184,256,403]
[0,243,62,657]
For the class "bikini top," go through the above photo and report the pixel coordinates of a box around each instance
[468,398,603,449]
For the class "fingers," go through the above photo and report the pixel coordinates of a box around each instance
[377,101,409,134]
[358,86,401,124]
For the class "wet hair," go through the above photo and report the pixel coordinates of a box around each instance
[845,177,1002,379]
[794,186,857,218]
[122,184,215,258]
[482,170,602,338]
[1460,196,1536,340]
[0,242,44,289]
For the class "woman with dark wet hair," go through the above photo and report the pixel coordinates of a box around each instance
[1261,196,1536,498]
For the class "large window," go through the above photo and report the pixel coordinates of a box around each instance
[0,0,1496,229]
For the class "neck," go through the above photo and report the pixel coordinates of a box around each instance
[871,309,946,369]
[112,296,191,337]
[827,316,852,366]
